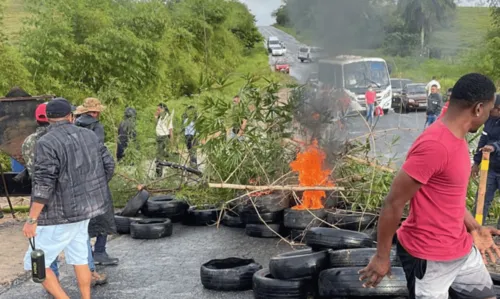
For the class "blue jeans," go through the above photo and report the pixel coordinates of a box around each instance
[474,170,500,225]
[425,114,437,128]
[94,235,107,254]
[366,104,374,125]
[49,237,95,277]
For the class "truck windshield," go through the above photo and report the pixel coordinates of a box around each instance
[344,61,390,90]
[299,47,308,52]
[269,40,280,45]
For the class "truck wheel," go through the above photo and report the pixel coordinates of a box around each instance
[300,59,304,63]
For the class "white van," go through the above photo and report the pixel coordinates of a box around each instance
[298,46,326,63]
[267,36,281,53]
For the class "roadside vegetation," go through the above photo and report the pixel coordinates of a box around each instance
[0,0,297,207]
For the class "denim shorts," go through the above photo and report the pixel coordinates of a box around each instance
[24,219,90,270]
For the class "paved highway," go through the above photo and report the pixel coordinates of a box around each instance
[259,25,427,165]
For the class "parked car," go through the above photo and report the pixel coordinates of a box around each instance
[274,59,290,74]
[391,78,412,110]
[271,43,287,56]
[298,46,326,63]
[396,83,427,113]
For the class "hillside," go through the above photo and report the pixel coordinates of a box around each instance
[2,0,29,43]
[430,7,492,56]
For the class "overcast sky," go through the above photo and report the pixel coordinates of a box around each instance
[239,0,488,27]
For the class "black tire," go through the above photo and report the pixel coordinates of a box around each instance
[240,210,283,224]
[130,218,173,240]
[114,213,143,234]
[200,258,262,291]
[491,272,500,285]
[326,211,377,231]
[290,229,306,242]
[120,190,150,217]
[284,208,327,229]
[141,194,188,222]
[269,248,329,280]
[253,268,310,299]
[304,227,374,250]
[318,267,408,297]
[245,223,281,238]
[240,192,290,213]
[182,205,222,226]
[383,108,389,115]
[221,211,245,228]
[329,248,401,267]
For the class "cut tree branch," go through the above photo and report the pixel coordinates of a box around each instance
[209,183,344,191]
[345,155,395,173]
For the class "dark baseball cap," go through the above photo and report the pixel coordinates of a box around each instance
[46,98,72,118]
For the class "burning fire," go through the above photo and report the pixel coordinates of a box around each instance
[290,139,334,210]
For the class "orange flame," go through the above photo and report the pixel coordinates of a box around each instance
[290,139,334,210]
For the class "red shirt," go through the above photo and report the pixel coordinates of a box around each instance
[397,120,472,261]
[438,101,449,120]
[365,90,376,105]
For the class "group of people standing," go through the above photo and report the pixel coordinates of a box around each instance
[21,98,116,299]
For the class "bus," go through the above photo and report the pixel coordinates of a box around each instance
[317,55,392,114]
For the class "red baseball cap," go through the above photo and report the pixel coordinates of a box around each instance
[35,103,48,123]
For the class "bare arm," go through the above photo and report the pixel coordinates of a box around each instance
[376,170,421,259]
[28,202,45,219]
[464,210,481,233]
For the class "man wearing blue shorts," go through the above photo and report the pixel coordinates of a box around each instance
[22,98,115,299]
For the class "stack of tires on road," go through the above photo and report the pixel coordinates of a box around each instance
[253,227,407,299]
[114,190,186,240]
[115,190,226,240]
[199,228,407,299]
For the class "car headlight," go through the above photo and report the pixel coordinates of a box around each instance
[408,99,415,103]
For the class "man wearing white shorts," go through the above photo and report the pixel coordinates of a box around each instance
[23,98,115,299]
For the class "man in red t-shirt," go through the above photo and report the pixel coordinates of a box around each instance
[359,73,500,299]
[365,85,377,126]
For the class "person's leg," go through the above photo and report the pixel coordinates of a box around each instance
[50,259,60,280]
[396,242,458,299]
[64,220,91,299]
[93,235,119,266]
[449,246,495,299]
[23,225,70,298]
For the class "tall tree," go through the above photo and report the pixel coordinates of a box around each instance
[398,0,456,55]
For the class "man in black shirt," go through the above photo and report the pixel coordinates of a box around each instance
[472,94,500,225]
[424,84,443,128]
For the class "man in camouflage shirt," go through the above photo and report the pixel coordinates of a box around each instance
[22,103,49,176]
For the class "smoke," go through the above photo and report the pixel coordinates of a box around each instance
[284,0,386,55]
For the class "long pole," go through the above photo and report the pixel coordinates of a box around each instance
[0,164,16,219]
[208,183,344,191]
[475,151,490,225]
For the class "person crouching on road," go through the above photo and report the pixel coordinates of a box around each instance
[472,94,500,225]
[424,84,443,128]
[365,85,376,127]
[23,98,115,299]
[75,97,119,267]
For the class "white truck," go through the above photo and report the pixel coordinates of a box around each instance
[298,46,326,63]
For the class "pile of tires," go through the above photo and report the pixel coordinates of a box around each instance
[252,227,408,299]
[284,208,327,243]
[226,192,290,239]
[114,190,187,240]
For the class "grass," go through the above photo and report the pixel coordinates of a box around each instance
[430,7,492,56]
[2,0,29,43]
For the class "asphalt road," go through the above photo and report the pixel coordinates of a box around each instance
[259,25,426,165]
[1,224,292,299]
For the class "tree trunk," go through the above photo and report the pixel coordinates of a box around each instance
[420,25,425,56]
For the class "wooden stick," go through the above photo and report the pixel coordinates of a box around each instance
[476,151,490,225]
[208,183,344,191]
[345,155,395,173]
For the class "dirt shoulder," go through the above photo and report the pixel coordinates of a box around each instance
[0,214,29,294]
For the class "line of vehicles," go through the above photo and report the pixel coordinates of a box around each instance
[266,36,429,115]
